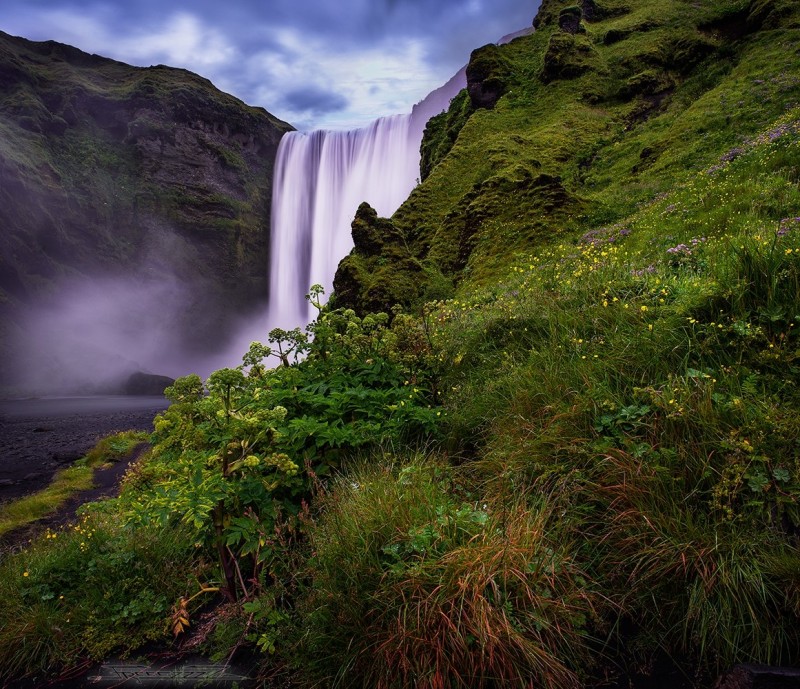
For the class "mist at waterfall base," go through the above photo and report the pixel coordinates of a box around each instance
[5,219,270,396]
[9,273,243,396]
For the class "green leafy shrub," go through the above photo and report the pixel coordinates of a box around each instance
[119,289,443,600]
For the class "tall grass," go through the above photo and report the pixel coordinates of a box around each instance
[296,455,602,689]
[597,447,800,669]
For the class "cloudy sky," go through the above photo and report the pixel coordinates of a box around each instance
[0,0,538,130]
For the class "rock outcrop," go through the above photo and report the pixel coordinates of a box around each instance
[466,44,511,110]
[124,372,175,396]
[333,203,425,314]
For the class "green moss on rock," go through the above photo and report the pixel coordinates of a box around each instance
[466,44,512,110]
[333,203,425,314]
[419,90,474,182]
[619,69,675,99]
[559,6,586,34]
[535,0,630,29]
[541,32,605,83]
[343,0,800,312]
[748,0,800,30]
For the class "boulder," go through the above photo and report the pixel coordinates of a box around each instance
[124,372,175,396]
[351,202,391,255]
[559,7,585,34]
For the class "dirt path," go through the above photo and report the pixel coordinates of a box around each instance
[0,442,150,554]
[0,397,167,504]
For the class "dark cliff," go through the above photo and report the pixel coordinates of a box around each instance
[0,32,293,391]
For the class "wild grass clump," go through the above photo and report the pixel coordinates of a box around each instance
[0,507,208,682]
[81,429,147,466]
[296,456,601,689]
[0,466,95,538]
[597,447,800,670]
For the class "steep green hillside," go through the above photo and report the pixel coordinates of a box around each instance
[335,0,800,309]
[0,32,292,389]
[323,0,800,682]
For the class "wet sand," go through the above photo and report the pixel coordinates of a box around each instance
[0,396,169,504]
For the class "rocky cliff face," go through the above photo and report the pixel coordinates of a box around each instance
[0,32,293,392]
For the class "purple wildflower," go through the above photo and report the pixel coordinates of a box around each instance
[667,244,691,255]
[778,217,800,237]
[720,147,745,163]
[631,265,657,277]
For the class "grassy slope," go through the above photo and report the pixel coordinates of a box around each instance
[1,2,800,685]
[315,0,800,684]
[388,0,800,287]
[301,109,800,683]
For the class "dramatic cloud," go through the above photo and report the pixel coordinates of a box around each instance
[0,0,538,129]
[283,87,349,118]
[41,10,237,68]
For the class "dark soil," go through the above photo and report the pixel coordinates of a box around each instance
[0,442,152,555]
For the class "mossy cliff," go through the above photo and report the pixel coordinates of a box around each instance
[333,0,800,313]
[0,31,292,387]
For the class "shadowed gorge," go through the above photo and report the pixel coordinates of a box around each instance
[0,30,292,393]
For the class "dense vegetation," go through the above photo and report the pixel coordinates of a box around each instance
[1,0,799,686]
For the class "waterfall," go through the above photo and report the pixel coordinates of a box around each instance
[267,27,533,332]
[198,27,532,375]
[268,64,469,329]
[268,115,420,327]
